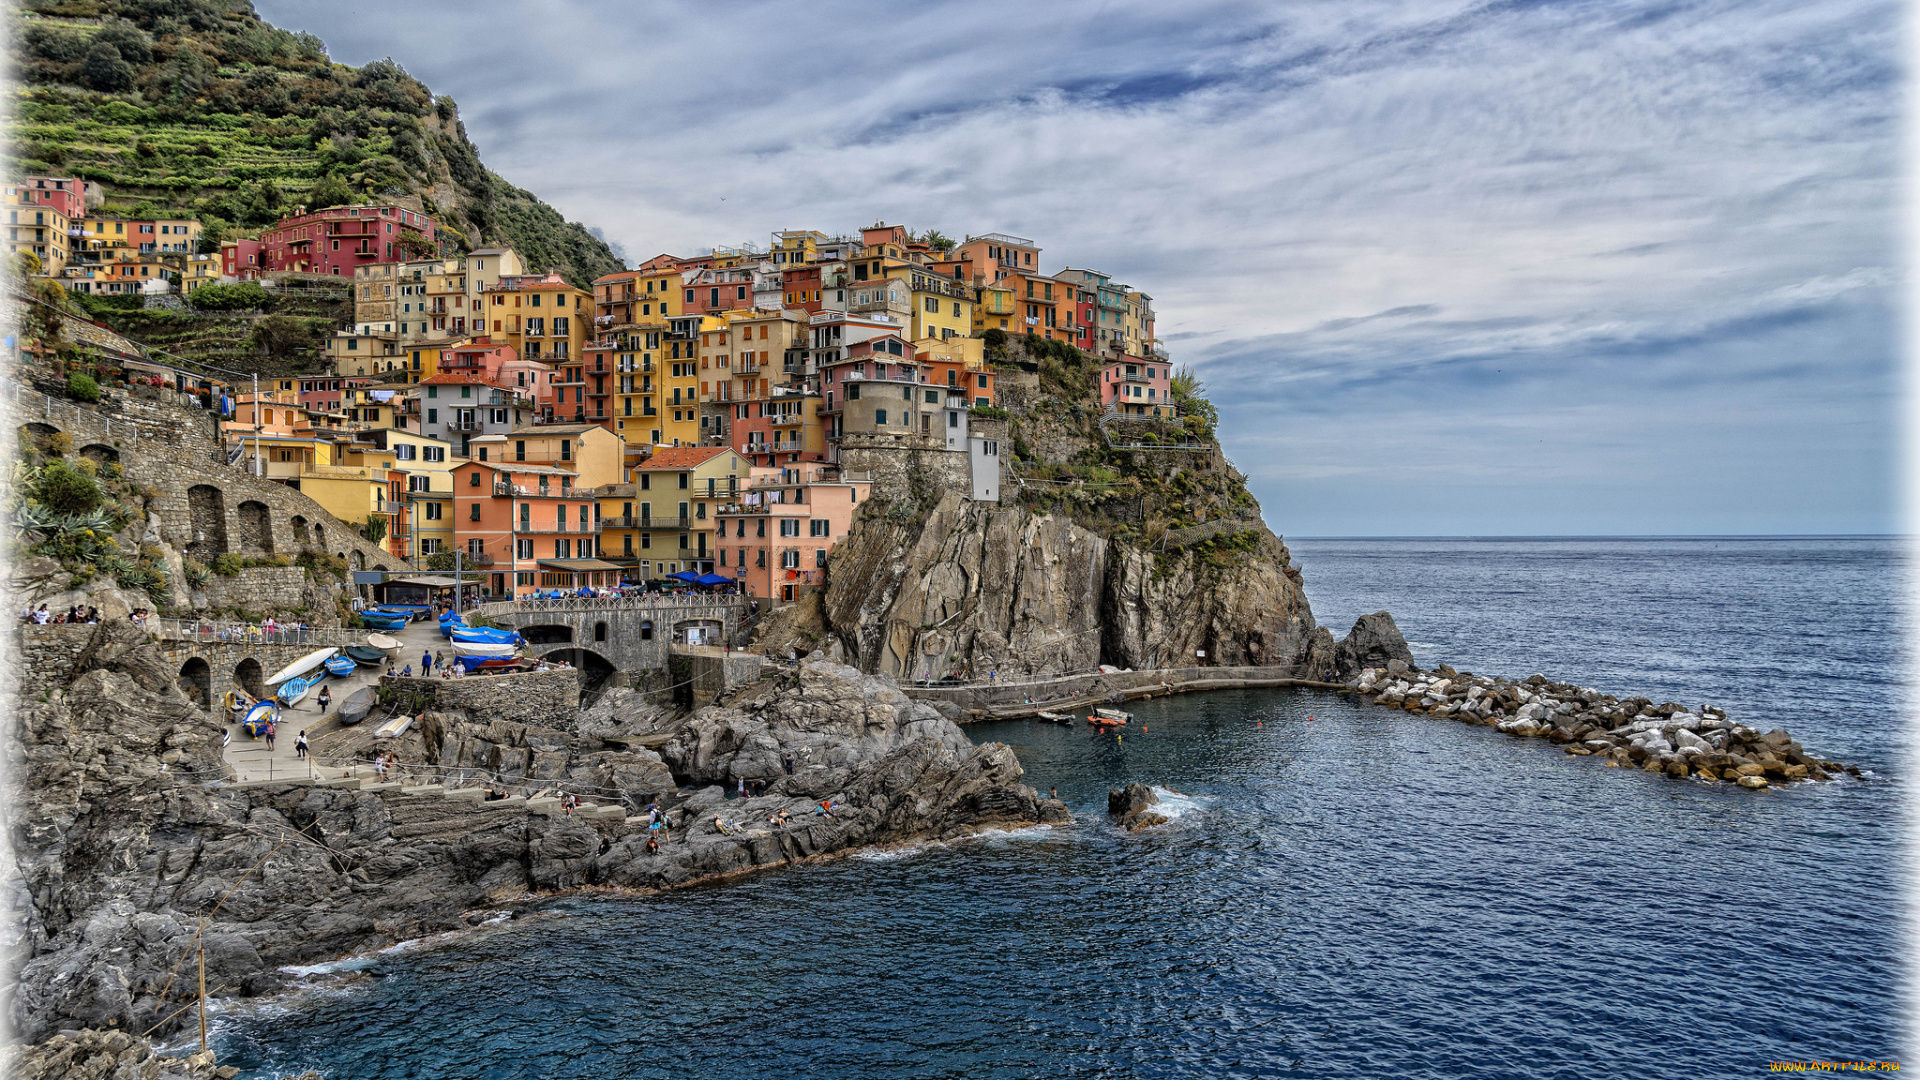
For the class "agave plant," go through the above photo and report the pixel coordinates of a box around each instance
[13,502,55,543]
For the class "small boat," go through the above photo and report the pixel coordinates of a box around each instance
[368,605,430,621]
[265,647,338,686]
[1088,707,1131,728]
[365,632,402,653]
[337,685,375,726]
[225,688,254,717]
[241,700,277,738]
[373,713,414,740]
[358,613,410,631]
[276,675,316,707]
[324,655,358,678]
[345,644,387,666]
[439,615,465,637]
[452,639,519,658]
[1037,710,1074,724]
[449,625,521,644]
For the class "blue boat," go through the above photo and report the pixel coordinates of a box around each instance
[358,612,410,631]
[368,605,429,622]
[324,655,357,677]
[440,615,467,637]
[443,622,518,638]
[276,675,316,707]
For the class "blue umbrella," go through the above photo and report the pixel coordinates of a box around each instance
[693,573,732,586]
[669,570,699,582]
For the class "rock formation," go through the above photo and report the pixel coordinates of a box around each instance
[4,623,1062,1046]
[819,493,1397,681]
[1352,665,1856,787]
[1107,782,1169,832]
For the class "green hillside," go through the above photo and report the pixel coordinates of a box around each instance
[9,0,624,287]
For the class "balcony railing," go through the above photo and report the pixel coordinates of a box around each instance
[511,523,605,534]
[495,483,585,498]
[447,418,483,431]
[633,516,693,530]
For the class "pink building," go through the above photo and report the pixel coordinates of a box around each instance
[297,374,374,414]
[13,176,88,220]
[1099,358,1172,417]
[715,463,871,603]
[222,238,266,279]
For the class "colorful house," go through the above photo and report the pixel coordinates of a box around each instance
[630,446,750,578]
[713,463,871,603]
[1099,359,1172,417]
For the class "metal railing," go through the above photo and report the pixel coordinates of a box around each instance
[469,595,753,617]
[149,619,368,648]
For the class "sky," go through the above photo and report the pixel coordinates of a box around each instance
[257,0,1903,536]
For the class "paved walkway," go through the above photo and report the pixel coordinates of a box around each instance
[221,614,448,783]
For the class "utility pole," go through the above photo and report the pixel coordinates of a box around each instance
[454,548,463,616]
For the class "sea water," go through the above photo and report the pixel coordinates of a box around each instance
[213,538,1907,1079]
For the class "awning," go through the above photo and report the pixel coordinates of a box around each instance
[536,559,625,572]
[392,575,482,587]
[668,570,700,582]
[693,573,733,585]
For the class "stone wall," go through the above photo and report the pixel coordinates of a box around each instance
[668,646,765,706]
[379,668,580,726]
[839,437,976,505]
[479,599,751,672]
[13,385,406,608]
[192,566,345,624]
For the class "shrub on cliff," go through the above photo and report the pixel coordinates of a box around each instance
[187,282,272,312]
[64,372,100,404]
[210,553,244,577]
[32,460,104,516]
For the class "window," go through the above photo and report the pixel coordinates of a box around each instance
[678,473,689,489]
[424,502,442,520]
[780,518,800,537]
[781,550,799,569]
[815,548,828,567]
[427,408,438,423]
[925,389,938,404]
[469,471,481,486]
[809,519,829,537]
[847,383,859,401]
[469,504,480,521]
[556,539,570,558]
[875,409,887,425]
[517,539,534,559]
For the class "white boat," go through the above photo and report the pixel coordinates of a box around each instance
[451,639,519,658]
[373,713,414,740]
[366,632,402,654]
[265,647,338,686]
[1037,710,1073,724]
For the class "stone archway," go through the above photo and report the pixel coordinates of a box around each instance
[546,647,616,704]
[78,443,119,467]
[520,624,573,645]
[178,657,212,711]
[312,523,325,549]
[290,515,309,547]
[236,500,273,554]
[233,658,266,700]
[187,485,227,559]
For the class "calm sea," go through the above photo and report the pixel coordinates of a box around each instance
[213,538,1909,1079]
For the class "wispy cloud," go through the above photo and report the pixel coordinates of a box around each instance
[258,0,1899,534]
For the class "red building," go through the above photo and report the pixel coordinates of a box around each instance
[222,238,266,279]
[246,204,438,278]
[13,176,87,220]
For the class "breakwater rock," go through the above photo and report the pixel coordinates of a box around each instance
[1352,662,1856,787]
[12,1028,308,1080]
[1107,782,1169,832]
[5,623,1063,1043]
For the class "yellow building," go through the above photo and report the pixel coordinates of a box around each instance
[481,272,592,366]
[771,229,826,268]
[973,284,1016,334]
[472,424,624,490]
[656,314,714,448]
[5,193,70,274]
[594,482,643,566]
[181,253,219,292]
[295,463,398,554]
[896,266,974,342]
[333,429,455,564]
[631,445,750,578]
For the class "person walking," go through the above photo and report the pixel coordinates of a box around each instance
[317,684,332,715]
[434,649,446,672]
[422,649,434,675]
[264,721,276,751]
[295,730,309,759]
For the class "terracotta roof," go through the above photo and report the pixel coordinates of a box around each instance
[636,446,733,470]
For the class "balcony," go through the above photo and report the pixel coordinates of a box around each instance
[769,412,805,427]
[1122,372,1155,384]
[495,483,585,499]
[464,553,497,566]
[446,418,483,432]
[510,523,605,534]
[634,516,693,530]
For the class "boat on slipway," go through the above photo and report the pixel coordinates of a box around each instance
[336,686,376,726]
[240,700,277,738]
[276,675,317,707]
[324,655,358,678]
[265,648,337,686]
[345,645,387,666]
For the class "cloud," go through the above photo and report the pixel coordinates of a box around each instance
[256,0,1899,534]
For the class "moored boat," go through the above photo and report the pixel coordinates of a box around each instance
[1089,707,1131,728]
[265,647,338,685]
[276,675,316,707]
[344,644,387,666]
[336,685,375,726]
[1037,710,1073,724]
[451,639,519,659]
[324,655,357,678]
[241,700,276,737]
[449,625,521,645]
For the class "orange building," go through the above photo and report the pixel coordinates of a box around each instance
[451,460,614,595]
[713,463,871,603]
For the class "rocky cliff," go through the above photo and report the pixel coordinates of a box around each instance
[4,622,1060,1046]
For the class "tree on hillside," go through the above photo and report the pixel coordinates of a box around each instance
[308,173,355,210]
[360,516,388,545]
[82,43,135,92]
